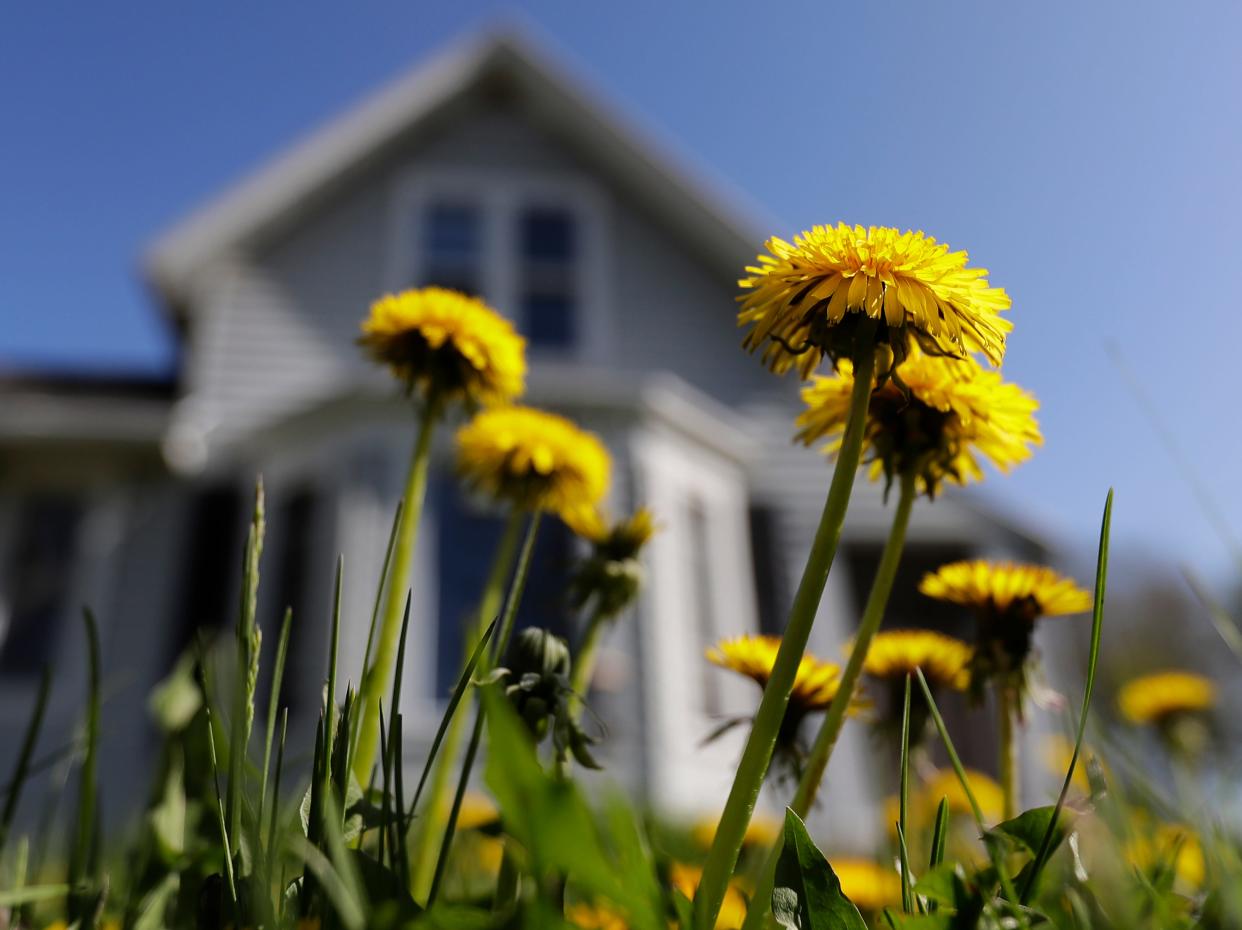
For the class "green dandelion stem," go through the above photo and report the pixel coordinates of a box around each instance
[997,682,1020,821]
[694,320,878,930]
[354,393,442,782]
[737,465,916,930]
[567,603,608,725]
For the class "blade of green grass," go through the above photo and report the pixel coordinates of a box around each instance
[898,674,914,914]
[326,555,345,754]
[0,665,51,856]
[1181,566,1242,666]
[407,619,497,823]
[67,608,101,925]
[267,708,289,865]
[204,705,239,908]
[928,798,949,869]
[1019,489,1112,904]
[0,884,72,907]
[227,481,265,853]
[259,607,292,834]
[393,712,410,885]
[916,669,1027,928]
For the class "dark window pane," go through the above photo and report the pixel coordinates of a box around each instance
[420,202,481,295]
[0,496,81,676]
[272,487,319,711]
[171,485,244,660]
[435,473,575,698]
[749,505,789,636]
[522,294,576,348]
[520,208,575,261]
[424,203,480,259]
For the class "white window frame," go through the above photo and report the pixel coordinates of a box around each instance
[632,428,759,812]
[386,167,613,364]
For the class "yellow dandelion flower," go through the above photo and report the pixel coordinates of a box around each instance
[566,903,629,930]
[922,767,1005,824]
[453,791,501,832]
[1126,824,1206,891]
[739,223,1011,377]
[707,635,849,715]
[1117,670,1216,726]
[359,286,526,405]
[919,560,1090,686]
[857,629,973,690]
[796,348,1041,497]
[669,863,749,930]
[919,561,1091,620]
[830,859,902,914]
[455,405,611,531]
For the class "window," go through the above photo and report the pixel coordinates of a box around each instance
[171,485,244,659]
[749,504,789,636]
[434,473,575,699]
[518,207,577,349]
[0,495,81,677]
[272,487,320,711]
[687,498,720,715]
[419,201,482,294]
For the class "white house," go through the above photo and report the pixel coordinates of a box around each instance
[0,28,1048,848]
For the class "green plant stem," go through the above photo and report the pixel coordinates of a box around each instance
[410,511,524,901]
[693,325,877,930]
[998,683,1019,821]
[354,395,442,782]
[426,512,542,908]
[738,466,916,930]
[567,604,608,724]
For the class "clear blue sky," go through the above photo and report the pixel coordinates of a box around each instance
[4,1,1241,585]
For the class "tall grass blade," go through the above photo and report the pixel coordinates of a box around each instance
[67,608,101,925]
[1019,489,1112,904]
[227,480,265,852]
[898,673,914,913]
[393,713,410,884]
[407,619,496,821]
[1182,566,1242,666]
[259,607,292,833]
[928,798,949,869]
[267,708,288,866]
[203,706,239,908]
[0,885,72,907]
[0,665,51,856]
[326,555,344,753]
[916,669,1026,926]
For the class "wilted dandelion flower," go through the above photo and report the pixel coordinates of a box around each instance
[796,348,1041,497]
[456,405,610,532]
[568,507,657,620]
[859,629,972,690]
[359,286,526,405]
[919,560,1091,692]
[829,859,902,915]
[739,224,1011,377]
[1117,670,1216,727]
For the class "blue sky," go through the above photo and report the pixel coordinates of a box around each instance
[4,1,1242,586]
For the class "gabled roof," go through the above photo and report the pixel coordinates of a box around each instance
[144,25,768,311]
